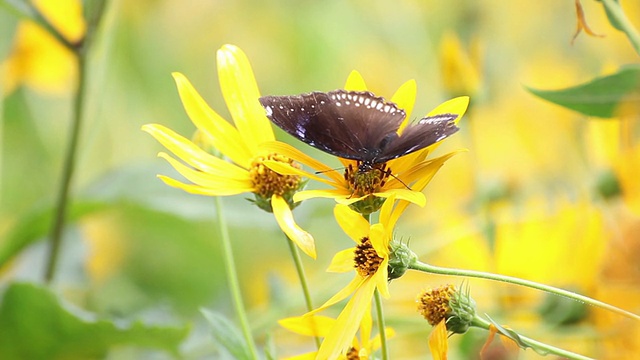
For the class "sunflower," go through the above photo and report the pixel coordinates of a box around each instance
[303,194,407,359]
[142,44,315,258]
[260,70,469,214]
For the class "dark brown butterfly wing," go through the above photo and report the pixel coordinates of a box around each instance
[259,90,406,161]
[375,113,459,163]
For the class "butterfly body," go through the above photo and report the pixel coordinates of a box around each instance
[259,90,459,172]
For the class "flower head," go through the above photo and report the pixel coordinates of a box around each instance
[142,45,316,258]
[260,71,468,214]
[303,194,406,358]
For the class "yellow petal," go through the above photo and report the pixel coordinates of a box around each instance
[316,278,377,360]
[359,303,373,348]
[369,224,389,258]
[378,194,397,228]
[263,160,335,187]
[374,188,426,207]
[399,150,463,192]
[429,320,449,360]
[158,153,253,191]
[158,176,253,196]
[370,327,396,351]
[373,259,390,298]
[392,79,417,134]
[334,204,370,244]
[294,189,351,203]
[344,70,368,91]
[217,45,274,150]
[327,248,357,273]
[279,315,336,337]
[426,96,470,124]
[272,195,316,259]
[259,141,345,185]
[172,72,254,168]
[142,124,248,180]
[308,277,365,316]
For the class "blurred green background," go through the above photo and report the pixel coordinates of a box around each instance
[1,0,639,359]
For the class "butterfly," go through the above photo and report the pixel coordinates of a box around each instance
[259,89,459,172]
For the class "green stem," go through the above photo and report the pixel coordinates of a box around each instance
[410,260,640,321]
[215,197,259,360]
[43,52,86,283]
[373,289,389,360]
[284,234,321,349]
[601,0,640,56]
[471,316,594,360]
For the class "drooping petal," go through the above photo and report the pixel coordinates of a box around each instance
[294,189,351,203]
[373,258,390,298]
[428,320,449,360]
[172,72,253,168]
[378,194,397,229]
[392,79,417,134]
[158,152,254,191]
[315,278,377,360]
[272,195,316,259]
[327,248,357,273]
[143,124,249,180]
[359,304,373,351]
[279,315,335,337]
[369,224,389,258]
[344,70,368,91]
[308,276,366,316]
[217,45,275,150]
[259,141,345,185]
[158,176,253,196]
[334,204,371,244]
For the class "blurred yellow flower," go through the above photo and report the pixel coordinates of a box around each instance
[142,45,316,258]
[439,31,481,98]
[261,71,469,212]
[303,195,406,359]
[1,0,85,94]
[279,308,394,359]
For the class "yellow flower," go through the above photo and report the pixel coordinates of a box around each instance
[439,31,481,98]
[142,45,316,258]
[279,309,394,359]
[304,195,405,359]
[1,0,85,94]
[260,71,469,213]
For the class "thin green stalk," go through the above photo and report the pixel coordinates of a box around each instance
[601,0,640,56]
[284,234,321,349]
[44,52,86,283]
[410,260,640,321]
[373,289,389,360]
[471,316,594,360]
[215,197,259,360]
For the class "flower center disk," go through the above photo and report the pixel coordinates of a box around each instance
[354,237,384,277]
[344,162,392,198]
[249,153,301,198]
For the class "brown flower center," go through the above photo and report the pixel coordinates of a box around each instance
[344,162,392,198]
[345,347,360,359]
[354,237,384,277]
[249,153,301,198]
[417,284,455,326]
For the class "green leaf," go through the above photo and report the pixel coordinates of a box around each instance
[201,309,254,360]
[0,282,190,359]
[0,201,110,268]
[526,65,640,118]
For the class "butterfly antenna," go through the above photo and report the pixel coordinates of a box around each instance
[315,167,345,175]
[387,170,412,190]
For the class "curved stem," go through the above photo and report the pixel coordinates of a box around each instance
[410,260,640,321]
[373,289,389,360]
[472,316,594,360]
[215,197,259,360]
[44,53,86,283]
[284,234,321,349]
